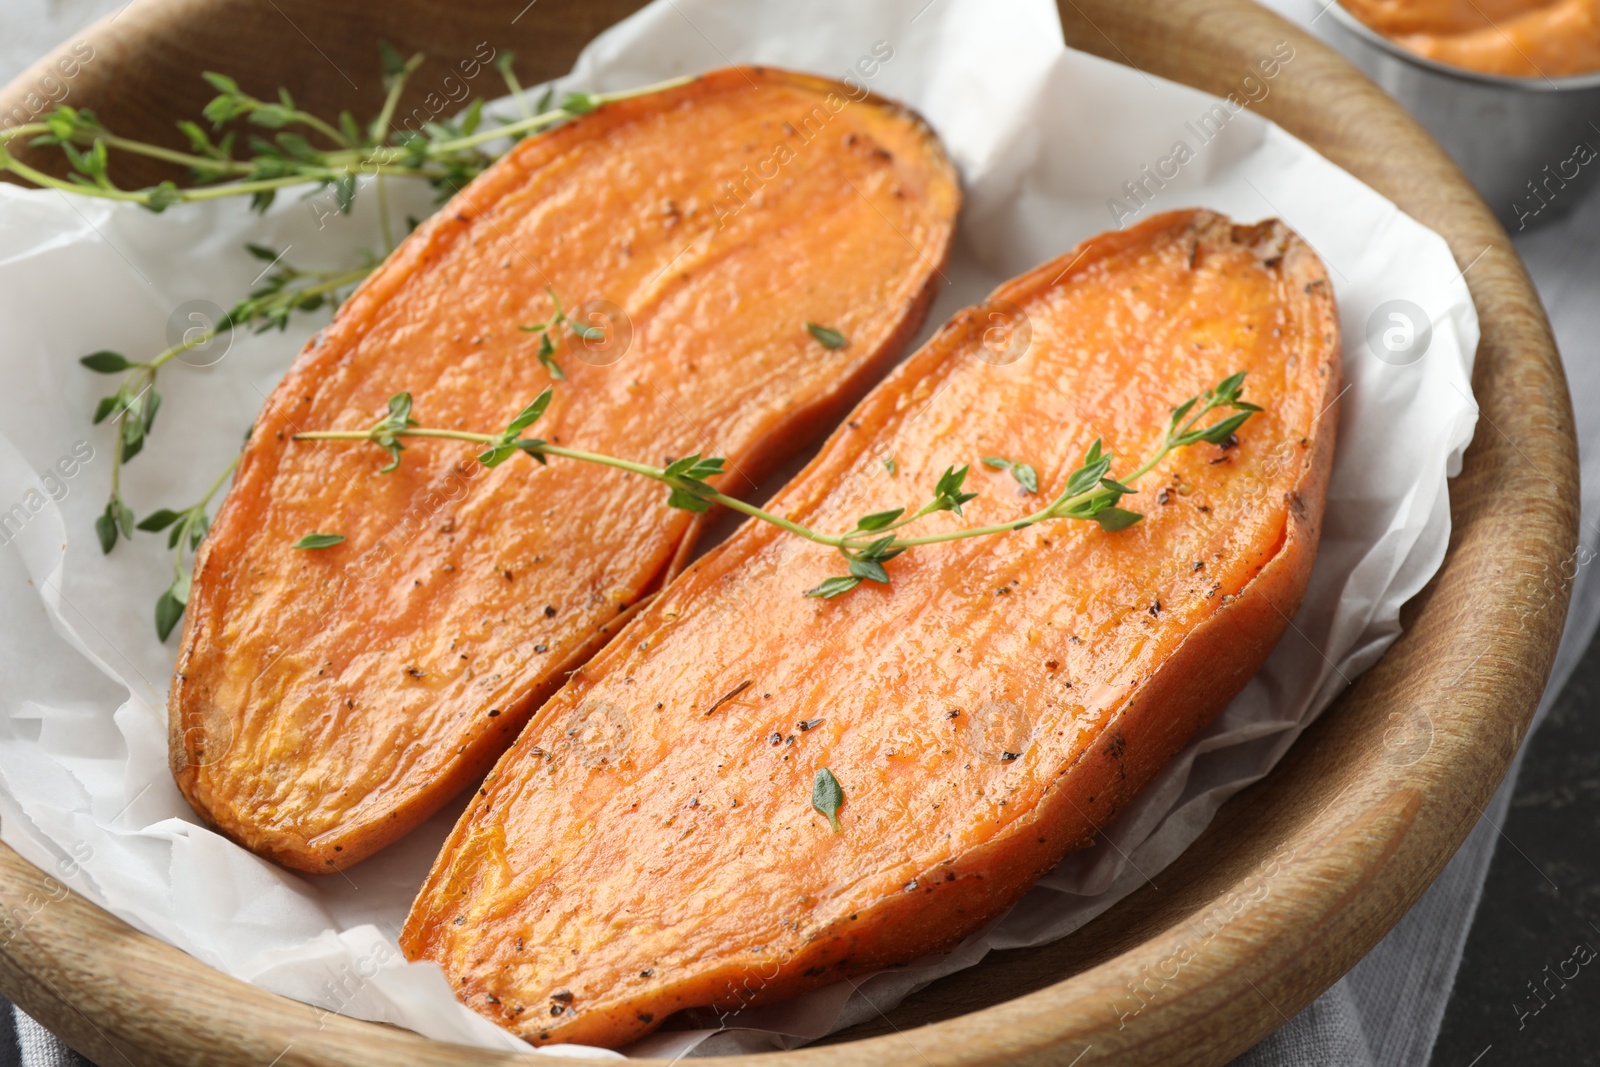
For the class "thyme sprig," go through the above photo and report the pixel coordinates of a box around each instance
[136,452,241,641]
[293,371,1262,599]
[517,287,606,381]
[0,45,688,215]
[54,46,689,644]
[83,251,373,554]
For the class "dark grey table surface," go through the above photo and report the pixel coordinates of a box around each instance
[1430,621,1600,1067]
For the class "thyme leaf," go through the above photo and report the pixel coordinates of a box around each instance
[811,767,845,832]
[848,558,890,584]
[855,508,904,532]
[805,322,847,349]
[661,454,725,513]
[804,575,861,599]
[155,590,185,643]
[980,455,1038,494]
[536,332,564,381]
[80,351,133,374]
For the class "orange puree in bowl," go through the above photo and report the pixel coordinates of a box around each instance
[1342,0,1600,77]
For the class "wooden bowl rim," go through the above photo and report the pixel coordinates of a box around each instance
[0,1,1576,1064]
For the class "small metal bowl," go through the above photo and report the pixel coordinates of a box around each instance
[1323,2,1600,231]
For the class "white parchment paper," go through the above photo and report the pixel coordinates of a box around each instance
[0,0,1478,1057]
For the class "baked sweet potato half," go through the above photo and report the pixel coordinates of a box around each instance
[170,66,960,873]
[402,209,1341,1047]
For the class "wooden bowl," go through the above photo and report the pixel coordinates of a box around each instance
[0,1,1576,1064]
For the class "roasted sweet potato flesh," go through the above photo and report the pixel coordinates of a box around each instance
[403,209,1341,1047]
[169,66,960,873]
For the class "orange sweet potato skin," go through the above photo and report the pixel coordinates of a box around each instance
[169,67,959,873]
[402,209,1341,1047]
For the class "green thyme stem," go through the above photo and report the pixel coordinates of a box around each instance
[294,428,495,445]
[291,371,1258,598]
[500,63,533,124]
[891,406,1215,549]
[132,264,370,395]
[2,151,427,201]
[171,453,240,582]
[1,114,244,188]
[422,77,693,155]
[376,174,394,252]
[371,53,426,146]
[109,418,124,498]
[291,427,1167,553]
[0,122,46,142]
[1,76,693,211]
[293,425,840,544]
[106,364,157,506]
[149,266,371,374]
[97,132,255,175]
[297,113,353,149]
[0,152,153,203]
[155,170,382,202]
[1,152,305,205]
[197,451,241,509]
[539,444,833,544]
[146,448,243,640]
